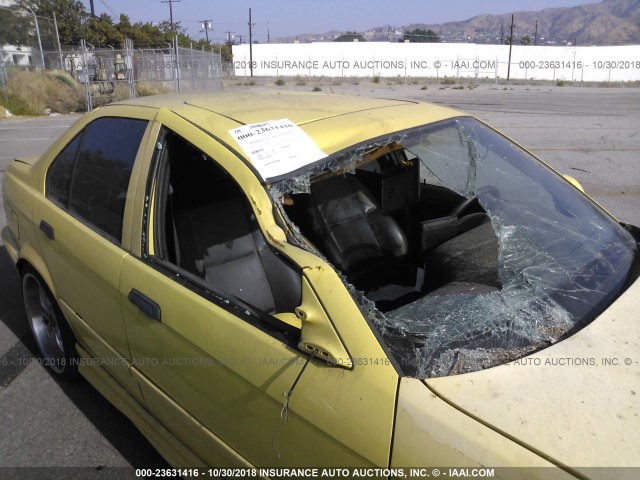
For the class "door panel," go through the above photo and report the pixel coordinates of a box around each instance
[34,194,136,393]
[120,257,381,466]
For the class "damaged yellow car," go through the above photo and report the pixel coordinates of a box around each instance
[2,91,639,476]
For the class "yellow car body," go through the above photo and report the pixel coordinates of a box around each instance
[2,91,639,477]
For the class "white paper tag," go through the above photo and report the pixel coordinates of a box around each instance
[229,119,327,180]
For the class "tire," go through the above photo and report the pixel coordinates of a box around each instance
[21,265,79,381]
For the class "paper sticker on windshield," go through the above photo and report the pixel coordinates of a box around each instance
[229,119,327,180]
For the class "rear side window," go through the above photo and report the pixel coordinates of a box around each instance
[46,117,148,242]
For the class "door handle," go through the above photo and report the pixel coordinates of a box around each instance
[128,289,161,321]
[39,220,55,240]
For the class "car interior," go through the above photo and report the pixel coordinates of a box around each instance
[152,131,302,318]
[283,144,502,312]
[152,130,502,320]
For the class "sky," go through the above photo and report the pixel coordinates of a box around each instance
[80,0,596,43]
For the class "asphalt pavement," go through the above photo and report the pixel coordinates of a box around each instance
[0,83,638,473]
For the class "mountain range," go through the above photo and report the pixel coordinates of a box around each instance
[275,0,640,45]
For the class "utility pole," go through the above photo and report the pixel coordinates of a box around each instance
[500,24,504,44]
[89,0,96,17]
[267,23,270,44]
[201,19,212,43]
[534,20,538,46]
[225,31,234,46]
[248,8,255,76]
[161,0,181,33]
[507,14,515,80]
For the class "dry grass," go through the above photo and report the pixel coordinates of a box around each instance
[0,71,181,116]
[111,82,131,101]
[1,69,83,115]
[135,81,172,97]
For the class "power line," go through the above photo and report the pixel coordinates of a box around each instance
[97,0,118,18]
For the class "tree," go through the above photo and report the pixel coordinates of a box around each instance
[85,13,123,47]
[520,35,531,45]
[402,28,439,43]
[334,31,366,42]
[128,21,169,47]
[0,7,33,46]
[9,0,221,50]
[216,43,232,62]
[117,14,133,39]
[17,0,87,45]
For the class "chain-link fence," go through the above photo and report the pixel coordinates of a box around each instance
[173,44,225,93]
[1,7,223,110]
[2,37,223,110]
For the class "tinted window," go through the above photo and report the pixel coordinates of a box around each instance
[69,117,147,241]
[47,133,82,206]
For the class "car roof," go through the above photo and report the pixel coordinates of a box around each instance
[106,90,464,176]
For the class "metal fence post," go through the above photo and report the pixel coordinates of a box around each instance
[53,13,64,70]
[201,45,206,90]
[80,39,93,111]
[190,42,196,91]
[174,35,181,93]
[0,64,8,89]
[31,10,46,68]
[126,38,136,98]
[219,45,224,88]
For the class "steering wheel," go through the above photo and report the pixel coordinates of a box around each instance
[449,186,502,218]
[449,195,479,218]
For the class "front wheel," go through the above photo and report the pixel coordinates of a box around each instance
[22,266,79,381]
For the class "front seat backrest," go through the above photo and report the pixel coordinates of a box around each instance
[175,199,301,313]
[307,174,408,272]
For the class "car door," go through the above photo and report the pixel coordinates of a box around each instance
[119,110,400,467]
[34,109,155,395]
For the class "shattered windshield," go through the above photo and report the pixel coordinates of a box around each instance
[273,117,637,378]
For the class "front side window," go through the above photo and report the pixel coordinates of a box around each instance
[46,117,148,242]
[148,129,302,325]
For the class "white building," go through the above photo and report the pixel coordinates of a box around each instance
[1,45,33,66]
